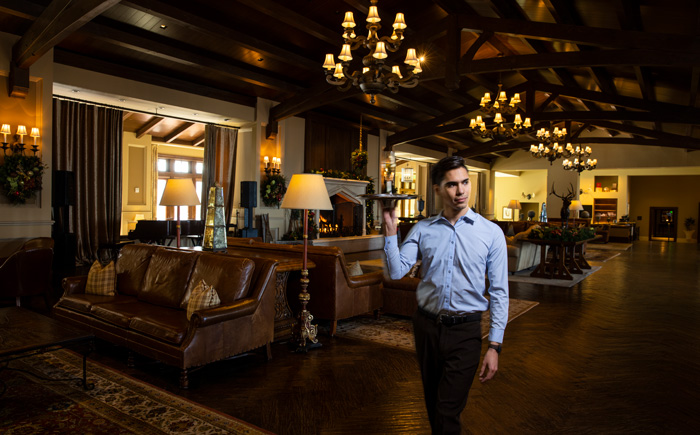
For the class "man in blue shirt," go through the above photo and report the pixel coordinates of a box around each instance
[383,156,509,434]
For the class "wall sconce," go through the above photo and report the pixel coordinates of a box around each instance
[1,124,40,155]
[521,192,535,200]
[263,155,281,175]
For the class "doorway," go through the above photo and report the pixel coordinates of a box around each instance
[649,207,678,242]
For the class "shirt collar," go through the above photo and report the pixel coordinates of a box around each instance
[431,208,477,225]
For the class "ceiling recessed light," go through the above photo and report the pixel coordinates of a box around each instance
[193,113,198,116]
[224,118,230,121]
[72,89,80,93]
[158,107,165,110]
[119,99,126,102]
[160,24,167,29]
[257,58,264,62]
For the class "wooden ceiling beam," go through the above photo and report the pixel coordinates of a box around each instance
[121,0,319,70]
[386,104,482,148]
[136,116,165,139]
[82,18,303,94]
[164,122,195,143]
[193,135,205,147]
[13,0,120,69]
[456,13,700,53]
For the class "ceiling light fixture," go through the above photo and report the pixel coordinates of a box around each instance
[468,80,531,140]
[322,0,420,104]
[563,156,597,174]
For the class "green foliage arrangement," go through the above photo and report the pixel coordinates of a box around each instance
[685,217,696,230]
[261,174,287,207]
[0,154,47,205]
[351,148,368,175]
[528,225,596,242]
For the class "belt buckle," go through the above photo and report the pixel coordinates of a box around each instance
[437,313,454,326]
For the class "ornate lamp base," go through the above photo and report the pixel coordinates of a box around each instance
[292,268,322,353]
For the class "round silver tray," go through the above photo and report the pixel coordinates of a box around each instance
[360,193,418,208]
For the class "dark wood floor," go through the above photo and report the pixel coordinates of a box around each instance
[19,241,700,434]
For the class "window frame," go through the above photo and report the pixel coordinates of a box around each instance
[157,154,203,220]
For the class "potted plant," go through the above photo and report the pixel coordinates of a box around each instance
[684,217,696,241]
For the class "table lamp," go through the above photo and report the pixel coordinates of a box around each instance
[159,179,200,248]
[569,199,584,224]
[507,199,522,222]
[281,173,333,352]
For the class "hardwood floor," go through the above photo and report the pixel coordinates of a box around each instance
[60,241,700,433]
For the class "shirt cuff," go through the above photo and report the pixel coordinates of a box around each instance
[384,234,398,248]
[488,328,505,344]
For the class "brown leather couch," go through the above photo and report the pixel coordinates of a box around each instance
[0,244,54,310]
[227,238,384,335]
[53,244,277,388]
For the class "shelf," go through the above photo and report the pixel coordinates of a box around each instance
[593,198,617,223]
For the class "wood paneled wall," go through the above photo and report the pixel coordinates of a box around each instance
[304,114,364,173]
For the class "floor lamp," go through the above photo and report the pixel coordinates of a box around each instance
[281,174,333,352]
[507,199,522,222]
[159,179,201,248]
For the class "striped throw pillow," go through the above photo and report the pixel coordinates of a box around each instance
[187,280,221,320]
[85,260,116,296]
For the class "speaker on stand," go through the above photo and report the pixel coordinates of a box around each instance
[239,181,258,238]
[52,170,77,270]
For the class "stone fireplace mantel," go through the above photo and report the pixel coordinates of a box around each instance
[322,177,370,236]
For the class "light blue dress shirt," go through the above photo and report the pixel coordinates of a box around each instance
[384,208,509,343]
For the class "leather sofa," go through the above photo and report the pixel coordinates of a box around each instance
[53,244,277,388]
[227,238,384,336]
[0,243,54,310]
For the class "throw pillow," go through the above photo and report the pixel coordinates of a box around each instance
[85,260,117,296]
[506,225,515,237]
[187,280,221,320]
[348,261,364,276]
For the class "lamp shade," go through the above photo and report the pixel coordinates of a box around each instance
[281,174,333,211]
[569,200,584,211]
[159,178,200,206]
[507,199,522,210]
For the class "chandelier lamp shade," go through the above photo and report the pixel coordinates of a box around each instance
[479,82,521,117]
[530,138,593,166]
[563,157,598,174]
[322,0,421,104]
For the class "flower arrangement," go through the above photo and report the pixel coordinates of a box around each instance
[528,225,596,242]
[0,154,47,205]
[351,148,368,175]
[261,174,287,207]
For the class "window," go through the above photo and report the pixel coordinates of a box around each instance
[157,155,203,221]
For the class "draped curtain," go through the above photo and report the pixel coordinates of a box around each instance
[201,125,238,225]
[52,99,123,264]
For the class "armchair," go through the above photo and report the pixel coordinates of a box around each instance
[0,247,54,309]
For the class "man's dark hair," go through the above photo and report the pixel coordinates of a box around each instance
[431,156,468,185]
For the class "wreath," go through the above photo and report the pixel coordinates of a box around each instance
[261,174,287,207]
[0,154,47,205]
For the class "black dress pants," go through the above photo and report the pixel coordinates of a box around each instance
[413,309,482,435]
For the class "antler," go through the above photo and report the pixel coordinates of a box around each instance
[549,182,576,200]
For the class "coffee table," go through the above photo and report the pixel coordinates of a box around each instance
[0,307,94,395]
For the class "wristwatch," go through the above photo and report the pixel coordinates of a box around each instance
[488,343,502,354]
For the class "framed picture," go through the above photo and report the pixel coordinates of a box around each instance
[503,207,513,220]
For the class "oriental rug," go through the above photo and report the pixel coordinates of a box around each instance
[507,265,602,288]
[335,298,538,352]
[0,350,270,434]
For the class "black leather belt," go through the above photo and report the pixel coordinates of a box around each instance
[418,306,482,326]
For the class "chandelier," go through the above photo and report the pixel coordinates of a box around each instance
[322,0,421,104]
[563,156,598,174]
[531,141,593,166]
[535,126,567,144]
[469,82,531,140]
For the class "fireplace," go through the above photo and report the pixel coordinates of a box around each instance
[319,178,370,237]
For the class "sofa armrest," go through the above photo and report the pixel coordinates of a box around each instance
[191,298,258,327]
[346,269,384,288]
[62,275,88,296]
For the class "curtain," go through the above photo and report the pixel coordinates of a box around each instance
[201,125,238,225]
[52,99,123,264]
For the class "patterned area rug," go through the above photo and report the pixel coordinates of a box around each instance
[336,298,539,352]
[0,350,270,434]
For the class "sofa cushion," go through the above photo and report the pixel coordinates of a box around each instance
[116,244,160,296]
[186,280,220,320]
[180,253,255,308]
[348,261,363,276]
[56,294,134,314]
[139,249,199,308]
[130,308,189,345]
[91,300,157,328]
[85,260,116,296]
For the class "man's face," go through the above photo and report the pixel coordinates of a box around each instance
[435,167,470,213]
